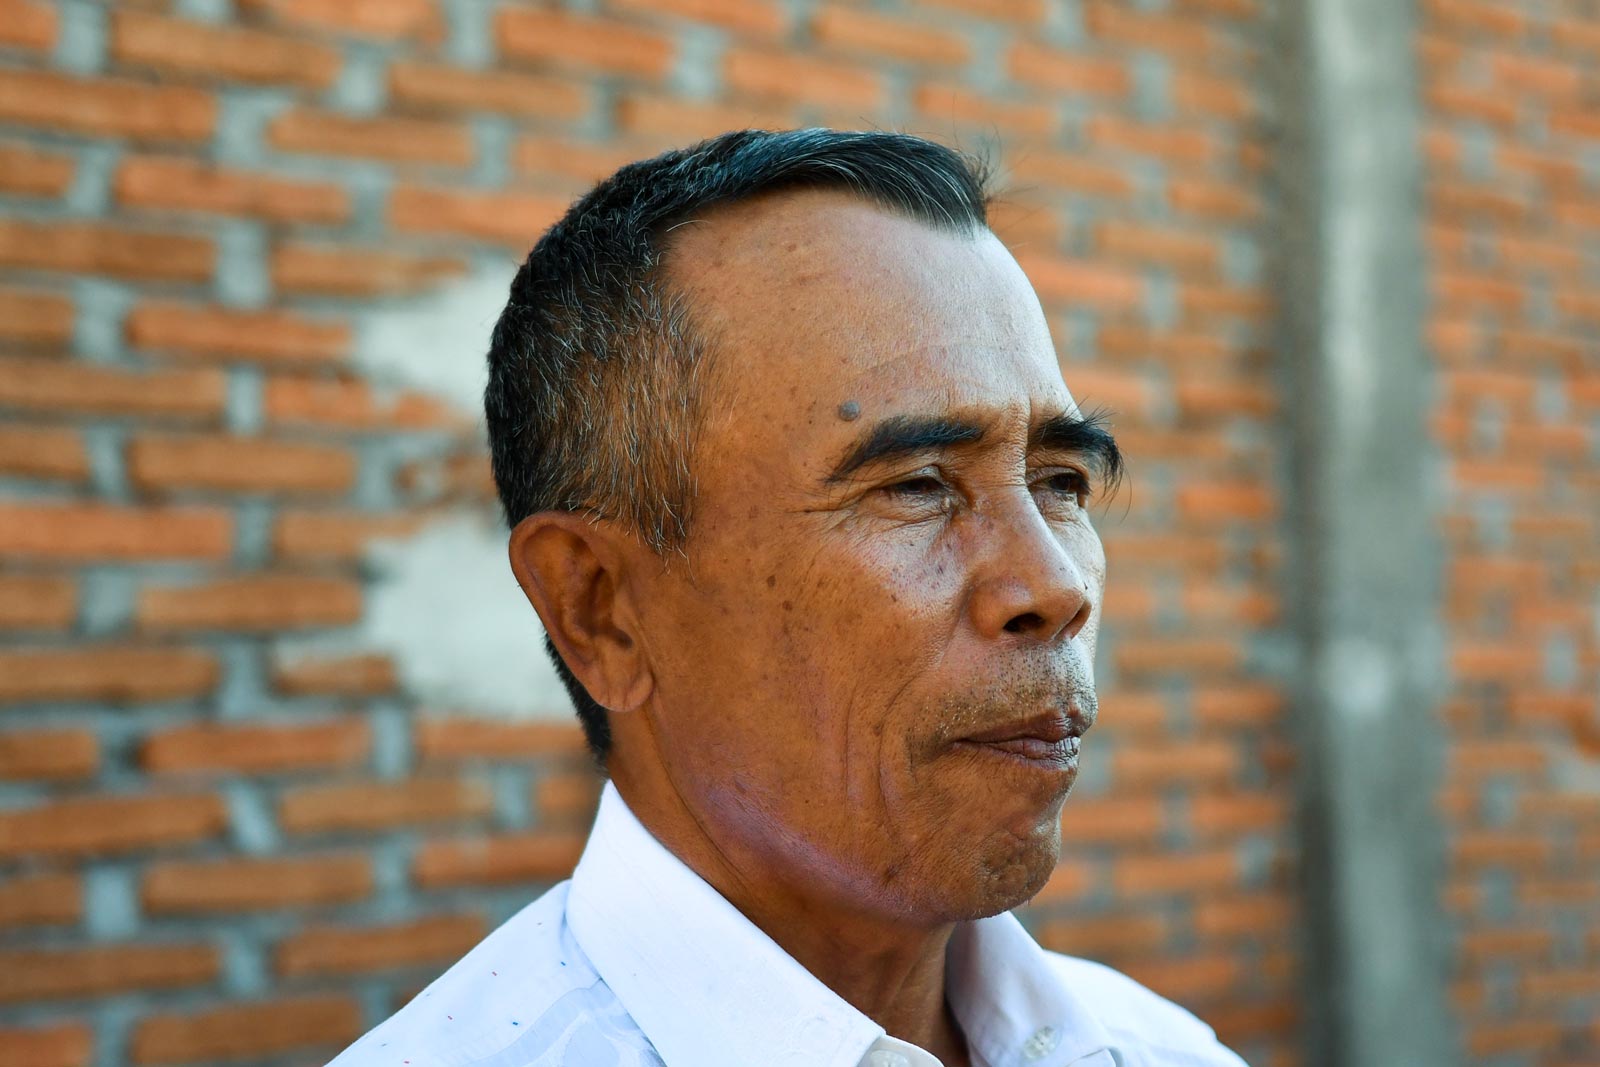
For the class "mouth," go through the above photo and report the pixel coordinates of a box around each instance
[951,712,1088,770]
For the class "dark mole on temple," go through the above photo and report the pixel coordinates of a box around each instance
[837,400,861,421]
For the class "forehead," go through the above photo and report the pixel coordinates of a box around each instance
[666,190,1074,456]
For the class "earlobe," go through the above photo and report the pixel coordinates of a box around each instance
[507,513,655,714]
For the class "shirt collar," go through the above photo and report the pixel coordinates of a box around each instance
[567,782,1122,1067]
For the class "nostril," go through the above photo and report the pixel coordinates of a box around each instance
[1004,612,1044,634]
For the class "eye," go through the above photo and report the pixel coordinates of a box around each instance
[1034,469,1092,508]
[884,474,949,497]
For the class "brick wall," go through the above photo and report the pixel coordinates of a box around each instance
[0,1,1592,1066]
[1419,1,1600,1063]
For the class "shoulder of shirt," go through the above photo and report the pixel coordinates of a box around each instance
[325,881,644,1067]
[1042,951,1250,1066]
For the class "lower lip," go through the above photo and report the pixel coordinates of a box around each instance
[955,736,1080,773]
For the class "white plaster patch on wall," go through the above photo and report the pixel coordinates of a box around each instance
[356,511,572,718]
[354,262,518,417]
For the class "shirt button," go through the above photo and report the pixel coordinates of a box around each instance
[1021,1025,1061,1061]
[867,1051,912,1067]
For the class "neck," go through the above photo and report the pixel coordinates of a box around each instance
[610,767,972,1067]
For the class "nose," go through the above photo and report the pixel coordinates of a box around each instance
[968,498,1095,644]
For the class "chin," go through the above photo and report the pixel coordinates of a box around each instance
[904,820,1064,924]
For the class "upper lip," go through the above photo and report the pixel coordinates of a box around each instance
[959,711,1087,746]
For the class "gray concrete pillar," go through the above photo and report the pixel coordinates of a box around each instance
[1274,1,1457,1065]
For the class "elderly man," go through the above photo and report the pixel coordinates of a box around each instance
[330,129,1248,1067]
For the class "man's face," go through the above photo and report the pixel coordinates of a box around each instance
[620,190,1109,925]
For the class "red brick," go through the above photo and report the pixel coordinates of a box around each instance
[391,63,587,123]
[0,424,89,483]
[1037,913,1169,957]
[272,510,425,561]
[0,573,75,630]
[0,289,71,349]
[272,652,397,697]
[0,69,215,143]
[142,719,369,775]
[1521,968,1600,1003]
[1112,740,1240,789]
[1175,480,1278,524]
[0,792,225,859]
[115,156,349,224]
[0,1024,91,1067]
[1090,116,1215,165]
[240,0,441,40]
[1013,254,1143,308]
[1116,636,1244,676]
[110,10,340,88]
[0,143,74,197]
[1099,581,1157,623]
[1098,221,1220,272]
[1460,927,1555,963]
[415,718,589,761]
[276,914,485,978]
[0,728,98,781]
[1084,1,1221,56]
[924,0,1045,22]
[0,645,218,705]
[497,9,675,78]
[128,433,355,496]
[1060,793,1166,844]
[915,84,1058,139]
[1450,738,1547,776]
[1193,685,1287,728]
[1009,151,1133,199]
[1173,375,1277,419]
[143,854,372,914]
[126,302,349,365]
[1029,858,1094,905]
[1119,954,1244,1002]
[1204,1000,1300,1046]
[0,873,82,929]
[1099,326,1234,364]
[263,375,465,431]
[1113,849,1240,896]
[613,97,796,144]
[138,575,362,632]
[986,198,1063,250]
[1180,281,1268,321]
[269,108,473,166]
[1007,43,1129,96]
[1466,1020,1565,1058]
[609,0,788,36]
[390,185,568,246]
[1431,181,1533,225]
[1427,83,1519,127]
[1193,891,1294,940]
[280,777,494,834]
[1106,533,1227,574]
[1490,52,1584,98]
[1188,790,1288,837]
[0,219,213,282]
[1550,17,1600,59]
[132,995,361,1066]
[0,944,218,1003]
[1422,0,1527,39]
[414,831,587,888]
[533,771,603,825]
[0,503,231,561]
[1172,70,1255,121]
[514,135,654,188]
[1451,830,1551,869]
[724,47,884,110]
[812,6,969,65]
[1084,689,1170,737]
[0,0,56,49]
[1168,178,1259,220]
[0,356,226,420]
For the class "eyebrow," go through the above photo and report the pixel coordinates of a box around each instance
[824,408,1126,491]
[825,415,985,483]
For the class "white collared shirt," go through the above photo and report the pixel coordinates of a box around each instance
[328,784,1250,1067]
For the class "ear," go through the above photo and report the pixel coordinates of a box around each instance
[508,512,655,715]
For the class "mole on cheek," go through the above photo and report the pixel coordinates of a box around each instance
[837,400,861,421]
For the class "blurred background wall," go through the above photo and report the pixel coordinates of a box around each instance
[0,1,1594,1065]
